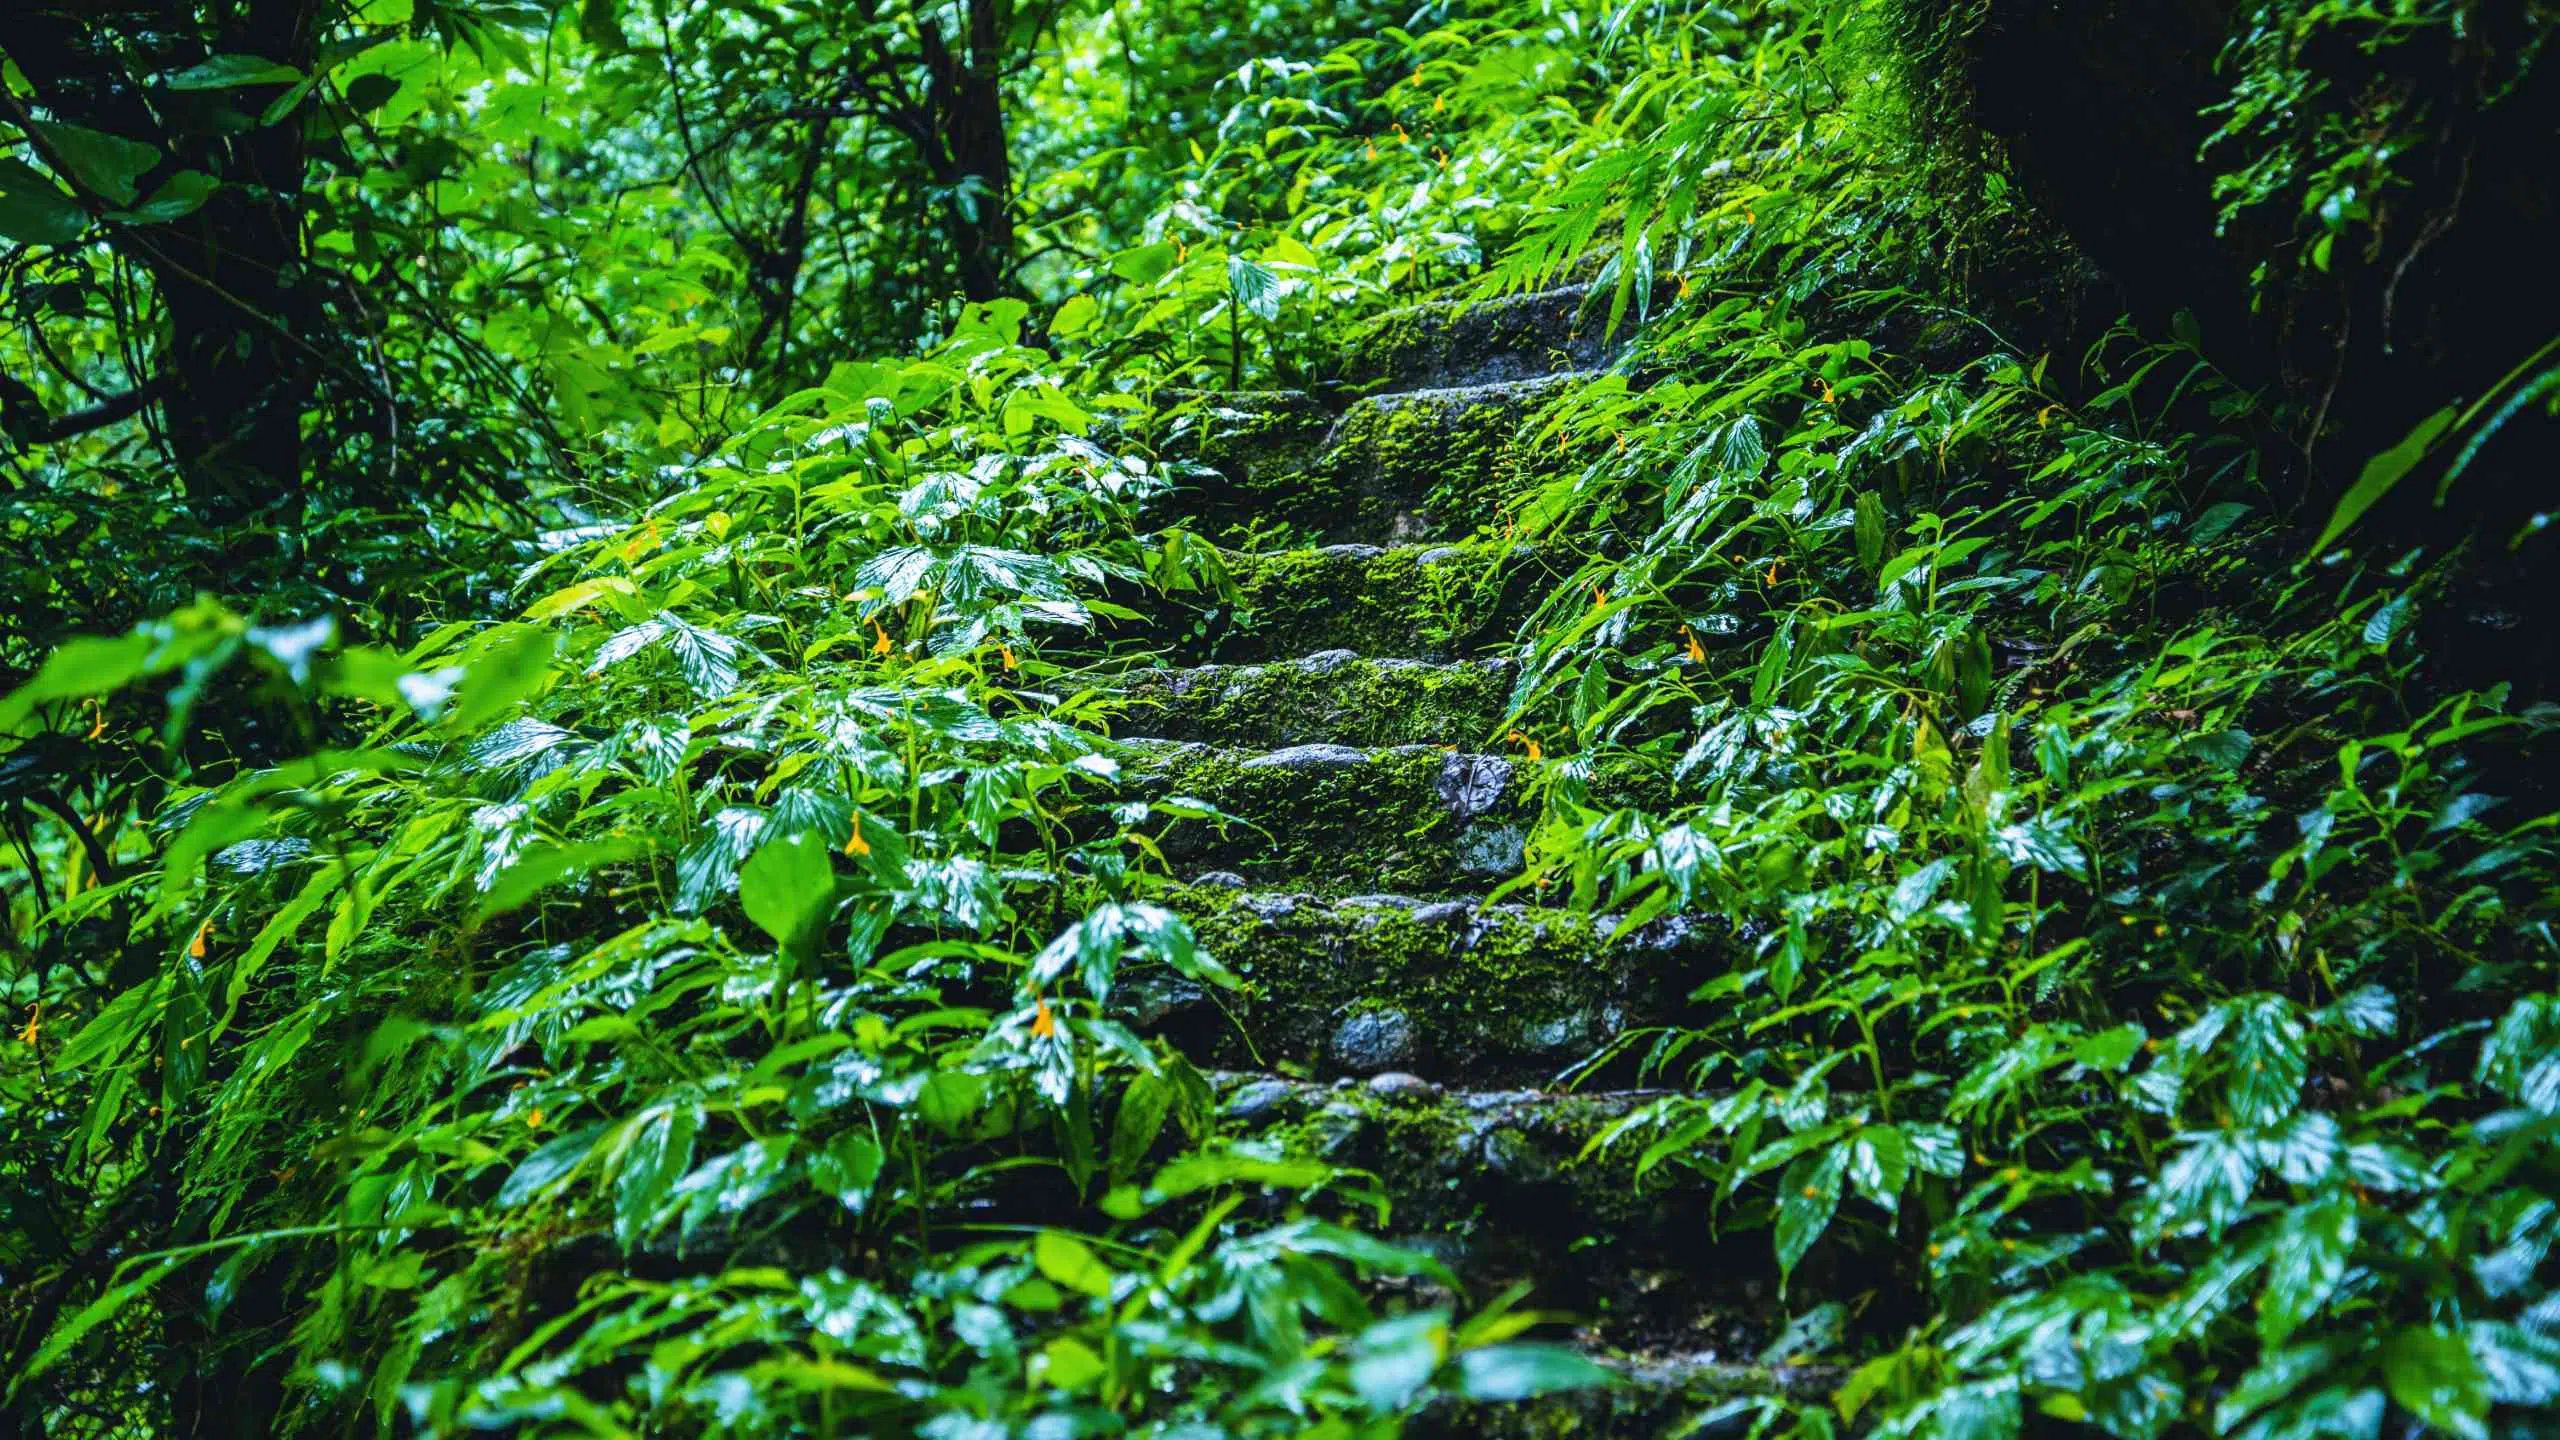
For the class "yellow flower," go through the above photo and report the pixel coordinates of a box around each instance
[1031,997,1057,1039]
[871,619,894,657]
[1507,730,1543,763]
[844,815,872,859]
[17,1005,38,1047]
[1683,626,1707,664]
[189,920,211,958]
[1000,644,1018,672]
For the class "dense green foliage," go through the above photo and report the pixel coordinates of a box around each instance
[4,2,2556,1438]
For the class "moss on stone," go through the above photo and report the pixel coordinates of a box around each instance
[1110,655,1517,749]
[1169,376,1585,546]
[1133,741,1512,892]
[1152,891,1718,1082]
[1197,540,1548,663]
[1120,738,1669,891]
[1330,282,1613,390]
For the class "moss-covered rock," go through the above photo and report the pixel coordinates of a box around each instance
[1330,281,1615,391]
[1122,890,1727,1084]
[1106,653,1517,749]
[1124,741,1528,891]
[1172,375,1586,545]
[1120,739,1666,892]
[1158,540,1554,664]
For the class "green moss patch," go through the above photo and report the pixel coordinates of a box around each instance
[1330,282,1613,390]
[1107,654,1517,749]
[1183,540,1555,663]
[1141,890,1725,1083]
[1168,376,1586,545]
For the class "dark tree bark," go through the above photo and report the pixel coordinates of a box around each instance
[4,0,326,531]
[915,0,1018,302]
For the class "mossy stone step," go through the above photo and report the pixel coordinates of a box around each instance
[1205,1075,1885,1366]
[1127,539,1555,664]
[1177,373,1589,546]
[1122,740,1549,892]
[1120,740,1667,893]
[1330,281,1615,392]
[1119,888,1729,1085]
[1101,652,1517,749]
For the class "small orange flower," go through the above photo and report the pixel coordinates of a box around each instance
[1000,644,1018,672]
[189,920,211,958]
[84,699,106,741]
[1031,997,1057,1039]
[526,1107,544,1130]
[871,619,894,657]
[17,1005,38,1047]
[1677,274,1693,299]
[1365,141,1378,160]
[1683,626,1707,664]
[844,816,872,859]
[1588,582,1608,607]
[1508,730,1543,763]
[1764,561,1780,586]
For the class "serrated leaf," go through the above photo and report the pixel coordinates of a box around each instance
[1774,1144,1847,1286]
[2258,1193,2354,1346]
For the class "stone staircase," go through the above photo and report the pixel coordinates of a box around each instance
[1088,285,1845,1433]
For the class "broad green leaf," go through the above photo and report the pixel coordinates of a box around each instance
[2258,1194,2354,1346]
[1453,1343,1616,1401]
[2314,406,2456,552]
[1774,1144,1847,1287]
[1350,1311,1445,1413]
[740,831,836,958]
[613,1104,696,1248]
[1039,1336,1106,1391]
[442,626,556,731]
[2381,1326,2489,1440]
[1033,1231,1114,1299]
[161,54,305,89]
[809,1131,883,1213]
[31,123,159,207]
[0,158,87,245]
[498,1123,609,1208]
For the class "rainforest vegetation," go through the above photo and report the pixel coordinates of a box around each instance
[3,1,2557,1436]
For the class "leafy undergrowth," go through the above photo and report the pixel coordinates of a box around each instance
[6,1,2558,1438]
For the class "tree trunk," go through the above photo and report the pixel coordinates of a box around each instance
[5,0,322,531]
